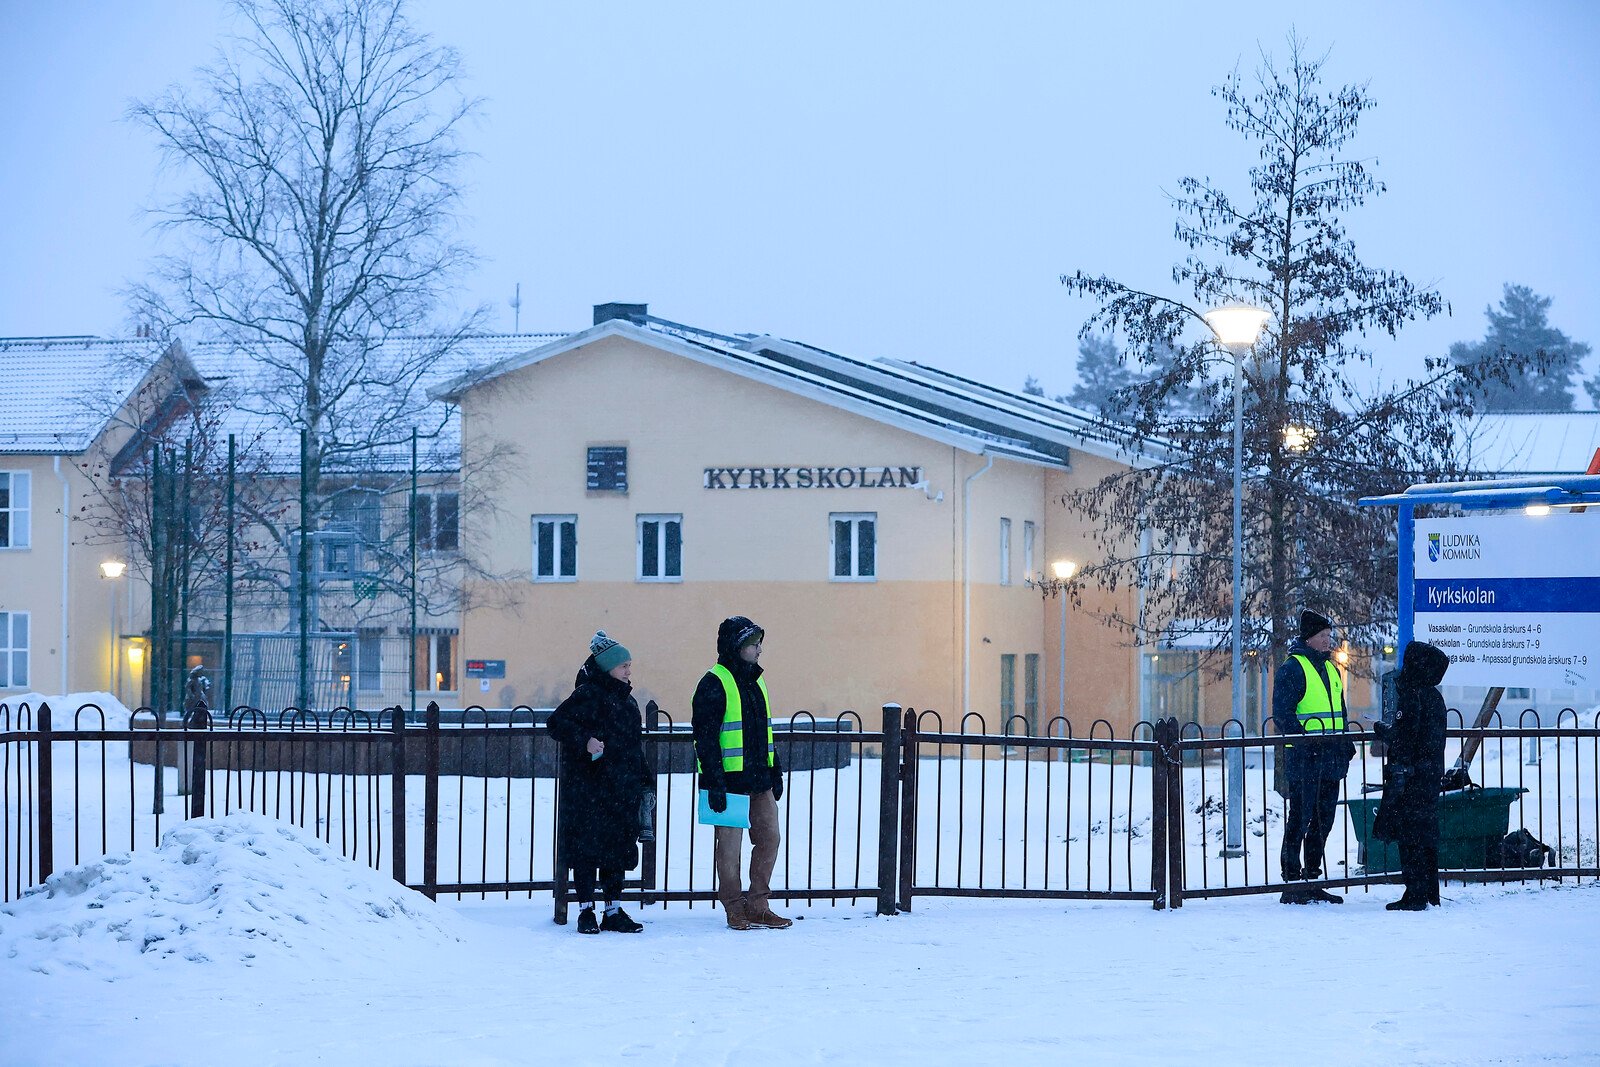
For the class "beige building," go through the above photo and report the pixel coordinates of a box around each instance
[0,336,201,708]
[437,304,1159,733]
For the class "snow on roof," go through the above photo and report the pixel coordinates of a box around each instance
[435,315,1156,469]
[0,336,173,454]
[1460,411,1600,476]
[186,333,566,473]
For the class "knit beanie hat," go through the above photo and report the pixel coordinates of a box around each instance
[1298,610,1334,642]
[590,630,631,672]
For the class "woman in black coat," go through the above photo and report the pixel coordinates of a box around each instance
[545,631,654,934]
[1372,640,1450,911]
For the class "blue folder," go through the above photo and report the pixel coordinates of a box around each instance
[697,789,750,828]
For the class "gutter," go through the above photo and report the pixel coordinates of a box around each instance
[961,452,995,715]
[53,457,69,696]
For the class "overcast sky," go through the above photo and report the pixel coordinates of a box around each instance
[3,0,1597,400]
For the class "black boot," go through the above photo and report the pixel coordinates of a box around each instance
[600,907,643,933]
[577,907,600,934]
[1386,897,1428,911]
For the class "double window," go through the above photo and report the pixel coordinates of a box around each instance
[414,633,457,692]
[637,514,682,581]
[0,471,30,549]
[532,515,577,581]
[830,512,876,581]
[0,611,28,688]
[415,492,460,552]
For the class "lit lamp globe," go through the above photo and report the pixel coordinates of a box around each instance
[1051,559,1078,581]
[100,560,126,579]
[1203,305,1271,352]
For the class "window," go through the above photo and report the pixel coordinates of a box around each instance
[999,653,1016,724]
[587,446,628,492]
[637,514,682,581]
[830,512,876,581]
[357,633,383,691]
[320,531,359,579]
[0,471,30,549]
[328,486,381,543]
[414,633,456,692]
[999,518,1012,585]
[1024,653,1041,734]
[1023,521,1036,585]
[415,492,460,552]
[532,515,577,580]
[0,611,28,688]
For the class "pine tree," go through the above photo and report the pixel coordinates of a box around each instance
[1449,285,1591,412]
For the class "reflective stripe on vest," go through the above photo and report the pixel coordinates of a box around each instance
[1293,654,1345,733]
[698,664,776,773]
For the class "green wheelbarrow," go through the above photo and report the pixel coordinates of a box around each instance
[1342,786,1527,875]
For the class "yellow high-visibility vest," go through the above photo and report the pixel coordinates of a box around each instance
[1292,654,1345,733]
[698,664,776,773]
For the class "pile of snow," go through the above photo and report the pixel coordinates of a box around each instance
[0,691,135,731]
[0,813,460,977]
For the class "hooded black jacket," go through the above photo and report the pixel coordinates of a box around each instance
[691,616,783,796]
[1371,641,1450,846]
[546,657,653,870]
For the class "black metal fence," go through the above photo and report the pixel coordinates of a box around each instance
[4,700,1596,914]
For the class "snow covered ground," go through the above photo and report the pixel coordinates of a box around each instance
[1,812,1595,1066]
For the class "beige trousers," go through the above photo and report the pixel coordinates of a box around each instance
[714,788,780,911]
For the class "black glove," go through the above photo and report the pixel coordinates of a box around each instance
[772,775,784,802]
[1372,721,1390,741]
[708,786,728,813]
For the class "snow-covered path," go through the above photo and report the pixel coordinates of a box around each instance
[1,816,1594,1065]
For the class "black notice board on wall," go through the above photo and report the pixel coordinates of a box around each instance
[587,446,627,491]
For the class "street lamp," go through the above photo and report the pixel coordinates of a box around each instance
[1052,559,1078,729]
[1204,303,1270,858]
[99,560,125,697]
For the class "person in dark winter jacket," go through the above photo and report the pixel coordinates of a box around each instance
[692,615,790,931]
[546,631,654,934]
[1271,609,1357,904]
[1372,640,1449,911]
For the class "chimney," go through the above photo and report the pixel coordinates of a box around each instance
[593,302,648,326]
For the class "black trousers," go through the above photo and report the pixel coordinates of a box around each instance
[1281,773,1342,879]
[1398,839,1440,904]
[573,867,624,905]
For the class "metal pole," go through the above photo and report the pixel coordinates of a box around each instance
[178,438,192,708]
[1223,342,1246,856]
[1058,593,1068,721]
[298,428,310,711]
[410,430,418,721]
[224,434,235,715]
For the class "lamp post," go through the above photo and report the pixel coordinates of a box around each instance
[1051,559,1078,728]
[99,560,126,699]
[1204,304,1270,858]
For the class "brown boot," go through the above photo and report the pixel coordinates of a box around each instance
[747,905,793,930]
[724,900,754,931]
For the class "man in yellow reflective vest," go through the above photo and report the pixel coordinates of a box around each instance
[1271,610,1356,904]
[692,615,791,931]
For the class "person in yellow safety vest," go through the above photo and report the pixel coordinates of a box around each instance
[691,615,792,931]
[1270,610,1356,905]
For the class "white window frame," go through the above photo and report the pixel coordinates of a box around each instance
[1023,520,1036,586]
[414,633,457,693]
[830,512,877,582]
[356,633,383,692]
[0,610,29,689]
[531,514,578,582]
[0,471,31,550]
[1000,517,1012,585]
[636,513,683,582]
[415,491,460,553]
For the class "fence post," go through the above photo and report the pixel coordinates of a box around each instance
[187,701,210,819]
[641,701,660,899]
[1165,718,1185,909]
[1150,717,1168,911]
[898,707,918,912]
[37,701,54,883]
[876,704,902,917]
[423,701,440,901]
[390,706,407,887]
